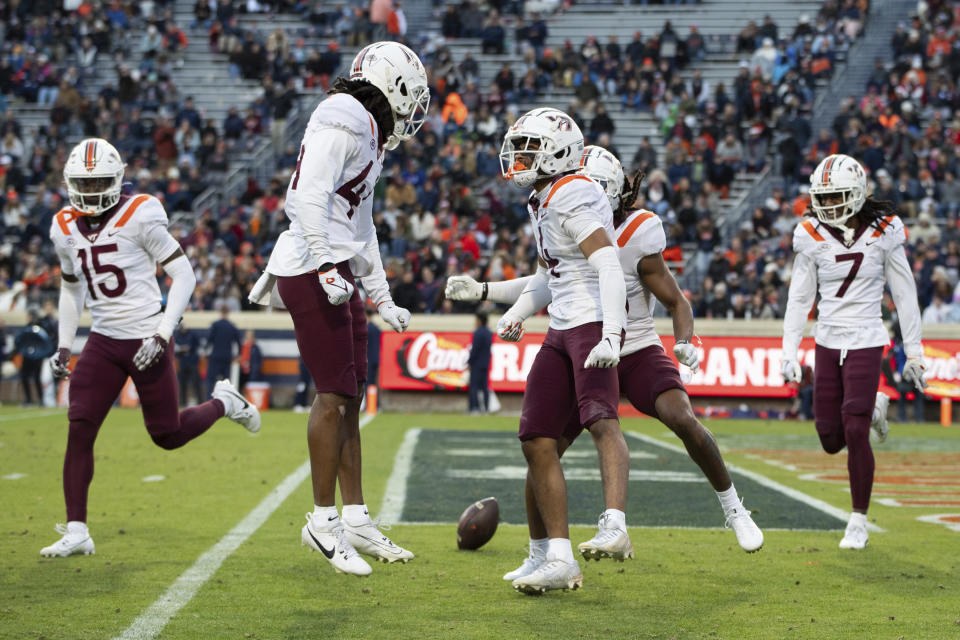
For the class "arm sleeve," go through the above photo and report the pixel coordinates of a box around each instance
[54,244,84,350]
[586,245,627,338]
[58,279,85,350]
[357,231,392,307]
[142,222,183,264]
[295,128,355,268]
[486,276,534,304]
[156,254,196,341]
[782,251,818,359]
[885,246,923,358]
[504,267,552,320]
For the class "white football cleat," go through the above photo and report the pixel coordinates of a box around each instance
[301,513,372,576]
[40,522,95,558]
[577,513,634,561]
[870,392,890,443]
[724,500,764,553]
[343,517,414,564]
[512,554,583,595]
[838,519,869,550]
[213,379,261,433]
[503,553,545,581]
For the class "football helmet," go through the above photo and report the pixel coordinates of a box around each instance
[809,154,866,231]
[500,107,584,188]
[350,41,430,150]
[63,138,125,216]
[579,145,624,211]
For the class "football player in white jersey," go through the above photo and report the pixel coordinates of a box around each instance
[781,153,925,550]
[447,146,764,565]
[484,108,628,594]
[41,138,260,558]
[248,42,429,576]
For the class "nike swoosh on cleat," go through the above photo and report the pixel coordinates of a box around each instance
[327,515,338,521]
[307,530,335,559]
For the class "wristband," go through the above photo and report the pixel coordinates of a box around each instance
[676,339,689,344]
[318,262,336,273]
[481,282,488,302]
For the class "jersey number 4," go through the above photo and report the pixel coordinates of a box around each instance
[78,244,127,299]
[834,252,863,298]
[291,144,372,219]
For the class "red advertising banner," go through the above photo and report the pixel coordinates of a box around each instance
[379,332,960,399]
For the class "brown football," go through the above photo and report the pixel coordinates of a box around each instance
[456,497,499,550]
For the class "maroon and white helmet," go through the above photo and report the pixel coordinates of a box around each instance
[579,145,625,210]
[809,154,867,231]
[63,138,125,216]
[500,107,584,188]
[350,41,430,150]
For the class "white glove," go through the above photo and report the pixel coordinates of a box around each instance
[496,314,525,342]
[902,356,927,392]
[584,335,620,369]
[133,334,168,371]
[781,358,802,383]
[445,275,483,302]
[50,348,72,380]
[318,265,354,305]
[378,301,411,333]
[673,341,700,369]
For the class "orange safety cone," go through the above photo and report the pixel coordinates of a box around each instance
[365,384,378,415]
[941,398,952,427]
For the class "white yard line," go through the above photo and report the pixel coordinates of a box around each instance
[0,409,66,422]
[114,413,375,640]
[377,427,421,523]
[624,431,885,533]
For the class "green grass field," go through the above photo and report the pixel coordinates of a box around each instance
[3,406,960,639]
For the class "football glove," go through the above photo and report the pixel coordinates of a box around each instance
[318,265,354,305]
[378,301,411,333]
[496,314,525,342]
[50,348,71,380]
[902,356,927,392]
[781,357,802,383]
[673,340,700,370]
[584,336,620,369]
[444,275,483,302]
[133,334,168,371]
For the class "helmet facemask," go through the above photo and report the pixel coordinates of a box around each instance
[500,135,545,188]
[66,174,123,216]
[810,186,864,237]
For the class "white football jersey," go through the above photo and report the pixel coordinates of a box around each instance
[49,195,180,340]
[786,215,914,352]
[528,174,615,330]
[615,209,666,356]
[266,92,384,277]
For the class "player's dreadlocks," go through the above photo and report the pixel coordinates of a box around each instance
[613,170,646,227]
[804,195,900,236]
[330,77,395,146]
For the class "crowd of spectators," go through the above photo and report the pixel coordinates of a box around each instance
[1,0,958,338]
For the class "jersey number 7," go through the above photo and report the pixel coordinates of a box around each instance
[834,252,863,298]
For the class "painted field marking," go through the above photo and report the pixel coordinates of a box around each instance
[0,409,66,422]
[115,414,375,640]
[446,465,704,482]
[624,431,884,533]
[378,427,421,523]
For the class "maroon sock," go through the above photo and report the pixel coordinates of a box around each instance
[152,400,225,449]
[64,419,100,522]
[843,414,875,512]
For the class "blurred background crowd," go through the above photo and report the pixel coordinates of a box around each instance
[0,0,958,394]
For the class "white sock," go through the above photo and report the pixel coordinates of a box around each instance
[342,504,371,526]
[849,512,867,528]
[717,485,741,515]
[547,538,575,564]
[311,505,339,529]
[529,537,549,558]
[603,508,626,530]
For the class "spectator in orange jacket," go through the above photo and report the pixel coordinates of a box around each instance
[442,92,468,126]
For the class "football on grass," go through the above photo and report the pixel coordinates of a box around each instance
[457,497,499,550]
